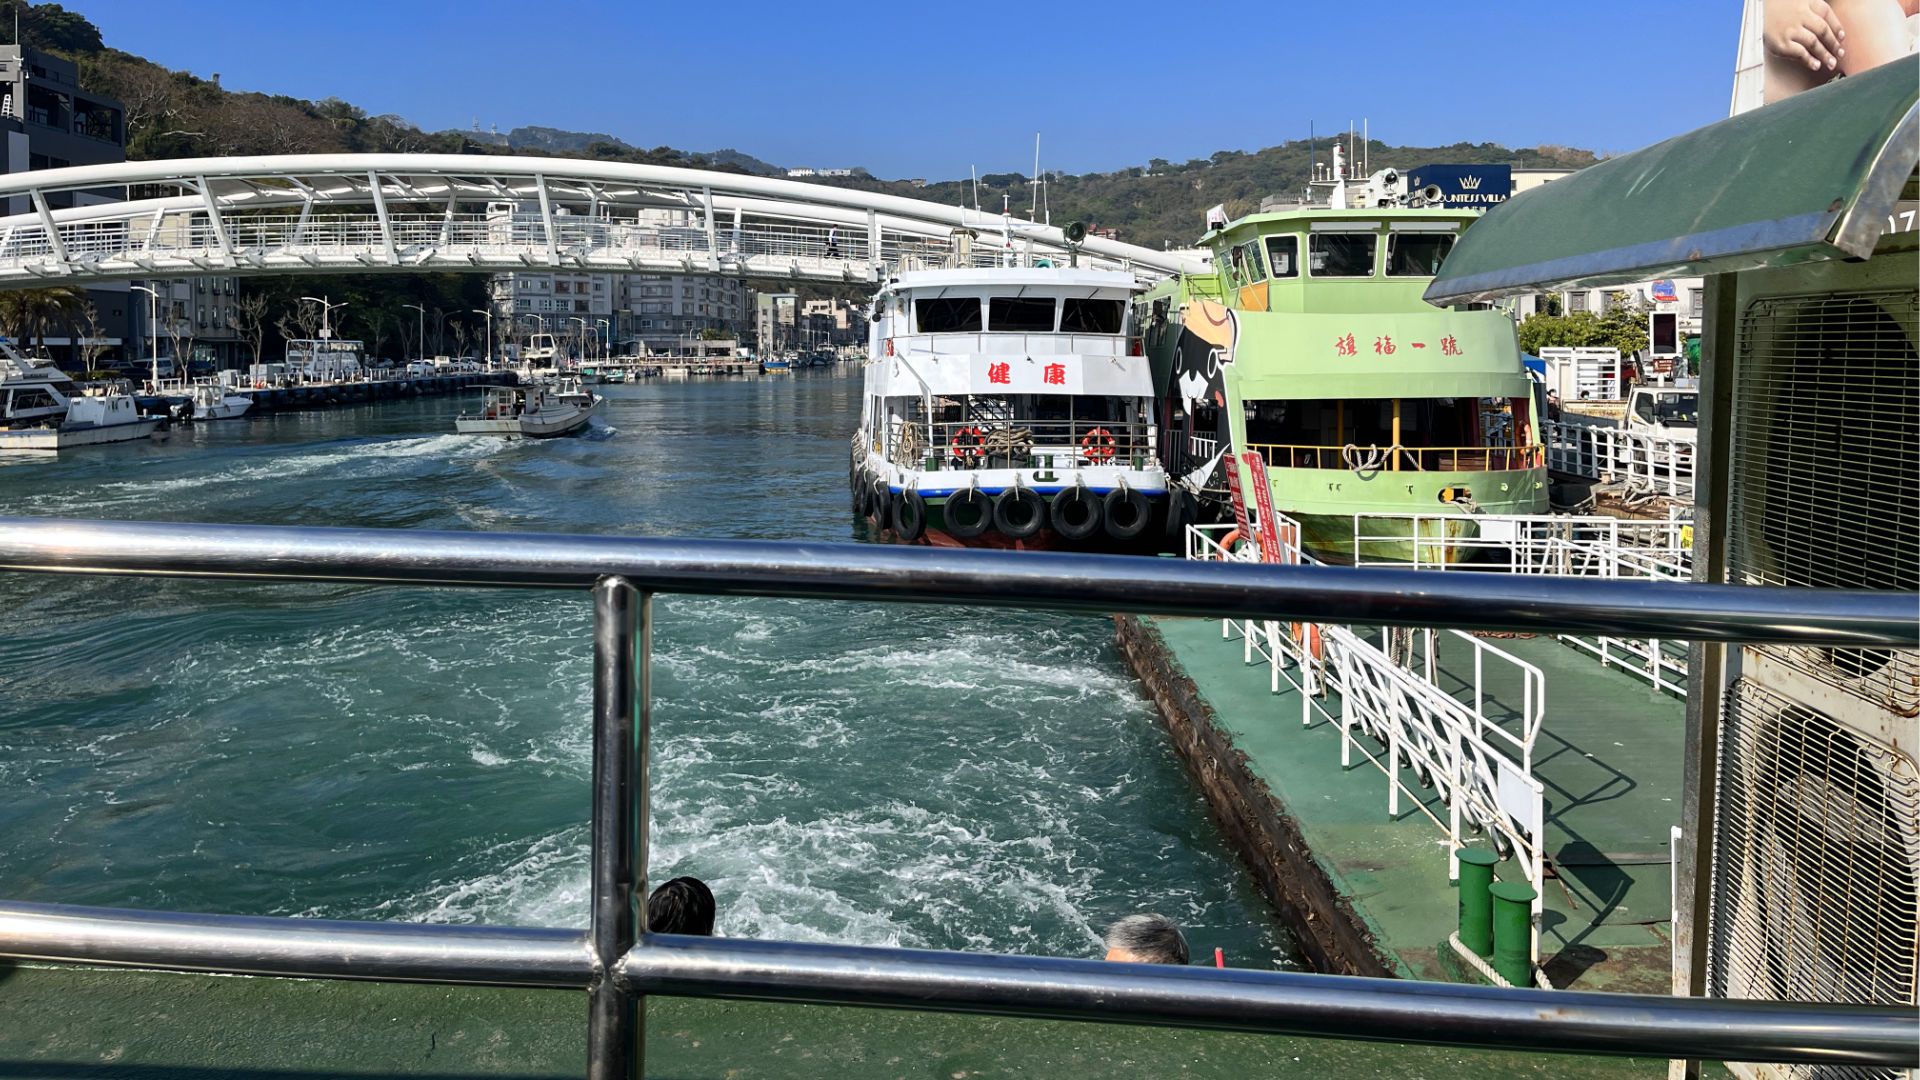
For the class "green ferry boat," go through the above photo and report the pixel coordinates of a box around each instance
[1140,155,1547,562]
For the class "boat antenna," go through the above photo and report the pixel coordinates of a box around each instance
[971,165,981,214]
[1031,133,1040,221]
[1363,118,1369,175]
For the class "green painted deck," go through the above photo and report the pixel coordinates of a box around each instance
[0,962,1691,1078]
[1140,616,1685,994]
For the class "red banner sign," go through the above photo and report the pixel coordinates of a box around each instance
[1243,452,1282,564]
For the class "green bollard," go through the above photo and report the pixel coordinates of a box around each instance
[1456,848,1499,958]
[1490,881,1538,988]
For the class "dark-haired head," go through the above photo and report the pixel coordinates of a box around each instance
[647,876,716,936]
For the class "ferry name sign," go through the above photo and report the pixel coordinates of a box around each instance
[969,356,1084,395]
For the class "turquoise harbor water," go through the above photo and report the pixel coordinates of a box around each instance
[0,372,1293,966]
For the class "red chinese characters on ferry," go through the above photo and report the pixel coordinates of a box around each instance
[1042,362,1066,386]
[1441,334,1461,356]
[987,362,1011,385]
[1374,335,1396,355]
[1334,333,1357,356]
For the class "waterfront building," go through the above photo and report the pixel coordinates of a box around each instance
[754,291,798,353]
[0,45,129,366]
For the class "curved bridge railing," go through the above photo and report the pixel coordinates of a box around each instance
[0,154,1205,287]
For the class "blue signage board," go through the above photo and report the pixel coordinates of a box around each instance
[1409,163,1512,210]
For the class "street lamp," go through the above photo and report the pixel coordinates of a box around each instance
[299,295,347,340]
[470,309,493,367]
[129,283,162,391]
[595,318,611,362]
[566,316,588,367]
[402,303,426,364]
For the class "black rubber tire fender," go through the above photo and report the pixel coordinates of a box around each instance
[945,487,992,540]
[892,488,928,542]
[1103,487,1151,541]
[993,487,1046,540]
[1049,486,1102,542]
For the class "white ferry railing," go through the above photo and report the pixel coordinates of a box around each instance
[1189,434,1219,460]
[1351,513,1693,697]
[1545,419,1694,500]
[889,418,1157,471]
[1190,517,1549,975]
[0,517,1911,1078]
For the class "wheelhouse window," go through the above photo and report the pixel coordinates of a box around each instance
[914,297,982,333]
[1386,233,1455,276]
[1235,240,1265,283]
[987,296,1056,332]
[1263,235,1299,278]
[1061,297,1125,334]
[1308,232,1376,277]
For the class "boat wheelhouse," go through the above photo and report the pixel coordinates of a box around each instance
[1142,179,1546,562]
[853,268,1170,549]
[454,382,595,439]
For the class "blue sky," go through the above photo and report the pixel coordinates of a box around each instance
[80,1,1742,178]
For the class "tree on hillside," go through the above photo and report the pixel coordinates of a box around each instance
[0,2,102,53]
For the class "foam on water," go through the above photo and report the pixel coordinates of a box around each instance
[0,381,1296,968]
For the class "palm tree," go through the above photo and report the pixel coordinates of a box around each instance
[0,286,87,360]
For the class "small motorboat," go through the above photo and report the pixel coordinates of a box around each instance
[455,383,595,438]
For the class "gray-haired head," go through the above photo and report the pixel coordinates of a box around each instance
[1103,913,1189,965]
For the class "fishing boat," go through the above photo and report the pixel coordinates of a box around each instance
[0,345,163,451]
[1141,146,1546,563]
[174,381,254,422]
[454,382,594,438]
[852,266,1169,549]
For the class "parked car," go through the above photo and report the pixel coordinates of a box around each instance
[405,360,436,377]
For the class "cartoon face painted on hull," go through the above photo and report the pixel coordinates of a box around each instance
[1171,299,1237,456]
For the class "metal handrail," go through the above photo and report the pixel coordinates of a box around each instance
[0,516,1913,1077]
[0,518,1909,644]
[1245,442,1547,472]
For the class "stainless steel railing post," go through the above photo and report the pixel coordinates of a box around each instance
[589,577,647,1079]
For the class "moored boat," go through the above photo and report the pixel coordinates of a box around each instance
[852,266,1171,550]
[0,344,163,451]
[1141,147,1547,563]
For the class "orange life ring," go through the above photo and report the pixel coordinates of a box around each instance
[1217,528,1242,558]
[1080,426,1116,463]
[1291,622,1324,660]
[950,425,986,461]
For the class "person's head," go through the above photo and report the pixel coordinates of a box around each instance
[1102,913,1189,965]
[647,876,716,936]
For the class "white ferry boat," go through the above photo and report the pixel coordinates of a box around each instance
[175,381,253,422]
[0,345,162,451]
[851,268,1168,549]
[455,382,595,439]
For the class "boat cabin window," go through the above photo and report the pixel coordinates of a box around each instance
[988,296,1057,332]
[1386,233,1455,276]
[1309,232,1377,277]
[1235,240,1265,284]
[6,388,56,411]
[1244,397,1484,453]
[1263,236,1299,278]
[1061,297,1125,334]
[915,297,982,333]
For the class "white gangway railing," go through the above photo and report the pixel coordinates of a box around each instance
[1350,513,1692,697]
[1545,419,1694,501]
[1187,520,1550,981]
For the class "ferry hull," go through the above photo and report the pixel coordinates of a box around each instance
[1266,465,1550,564]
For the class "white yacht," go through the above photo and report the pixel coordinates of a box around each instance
[851,267,1168,549]
[0,344,162,451]
[455,382,595,439]
[175,380,253,422]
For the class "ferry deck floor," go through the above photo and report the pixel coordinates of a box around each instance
[1132,615,1685,996]
[0,961,1695,1077]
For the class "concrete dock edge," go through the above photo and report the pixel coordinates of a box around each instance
[1112,613,1398,979]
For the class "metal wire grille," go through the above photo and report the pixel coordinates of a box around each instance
[1731,291,1920,716]
[1708,679,1920,1080]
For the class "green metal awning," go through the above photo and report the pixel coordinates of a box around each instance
[1426,62,1919,304]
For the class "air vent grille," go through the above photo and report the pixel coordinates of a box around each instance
[1730,291,1919,715]
[1707,679,1919,1080]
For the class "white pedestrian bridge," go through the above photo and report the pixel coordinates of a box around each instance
[0,154,1205,287]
